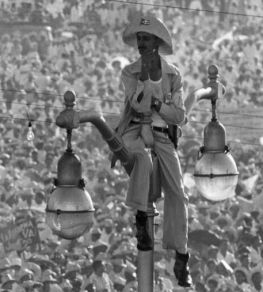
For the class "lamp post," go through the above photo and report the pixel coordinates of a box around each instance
[45,90,156,291]
[193,65,239,201]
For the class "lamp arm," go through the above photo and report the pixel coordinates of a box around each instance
[184,87,213,115]
[79,111,135,174]
[56,106,135,175]
[195,87,214,101]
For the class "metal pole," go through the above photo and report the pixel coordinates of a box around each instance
[56,91,161,290]
[137,203,157,292]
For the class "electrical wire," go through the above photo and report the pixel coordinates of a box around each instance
[0,114,55,125]
[107,0,263,19]
[188,120,263,131]
[0,87,263,121]
[181,134,263,148]
[1,102,263,132]
[0,88,124,104]
[0,96,262,131]
[0,113,262,148]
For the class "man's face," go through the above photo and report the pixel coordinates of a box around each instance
[95,262,105,276]
[235,270,247,285]
[136,32,159,55]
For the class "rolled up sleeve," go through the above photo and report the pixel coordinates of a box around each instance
[158,72,186,125]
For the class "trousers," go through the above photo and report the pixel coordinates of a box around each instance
[121,124,189,253]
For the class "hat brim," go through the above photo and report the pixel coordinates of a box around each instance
[123,15,173,55]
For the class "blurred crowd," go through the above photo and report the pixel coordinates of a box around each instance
[0,0,263,291]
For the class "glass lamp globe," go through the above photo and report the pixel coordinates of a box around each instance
[46,149,94,240]
[194,151,238,201]
[46,186,94,239]
[193,64,239,202]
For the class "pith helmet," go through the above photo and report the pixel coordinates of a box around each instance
[122,14,173,55]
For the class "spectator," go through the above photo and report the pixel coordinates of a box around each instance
[89,257,113,291]
[0,1,262,291]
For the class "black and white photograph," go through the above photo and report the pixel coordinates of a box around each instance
[0,0,262,291]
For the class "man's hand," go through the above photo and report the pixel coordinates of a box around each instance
[139,49,158,81]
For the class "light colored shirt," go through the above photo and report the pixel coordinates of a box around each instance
[117,56,185,136]
[149,78,167,127]
[89,272,113,292]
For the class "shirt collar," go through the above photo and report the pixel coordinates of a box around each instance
[129,56,176,74]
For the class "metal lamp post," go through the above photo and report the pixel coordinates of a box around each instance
[45,90,156,291]
[44,68,234,289]
[193,65,239,201]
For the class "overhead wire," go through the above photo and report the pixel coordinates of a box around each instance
[1,99,263,132]
[0,99,262,132]
[0,88,124,105]
[0,0,262,147]
[188,120,263,131]
[107,0,263,18]
[0,88,263,121]
[0,113,262,148]
[181,134,263,148]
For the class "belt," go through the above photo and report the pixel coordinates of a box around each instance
[130,121,169,134]
[152,126,169,134]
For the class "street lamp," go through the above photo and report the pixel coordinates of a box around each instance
[193,65,239,201]
[45,90,157,291]
[45,104,94,239]
[46,71,238,289]
[45,90,135,239]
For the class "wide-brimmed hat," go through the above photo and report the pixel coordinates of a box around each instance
[122,15,173,55]
[1,273,17,288]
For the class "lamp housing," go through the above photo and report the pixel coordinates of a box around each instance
[46,149,94,239]
[193,65,239,201]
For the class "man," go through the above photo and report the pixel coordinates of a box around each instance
[114,14,192,287]
[89,257,114,292]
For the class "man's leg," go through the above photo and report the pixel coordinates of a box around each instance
[122,125,153,250]
[155,138,192,287]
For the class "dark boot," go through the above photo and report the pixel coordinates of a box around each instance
[174,251,193,287]
[135,211,153,251]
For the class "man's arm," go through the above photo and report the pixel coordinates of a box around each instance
[121,66,153,114]
[152,70,186,125]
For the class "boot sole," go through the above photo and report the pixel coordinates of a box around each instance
[178,281,192,288]
[137,244,153,251]
[174,270,192,288]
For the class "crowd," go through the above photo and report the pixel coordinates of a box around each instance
[0,0,263,291]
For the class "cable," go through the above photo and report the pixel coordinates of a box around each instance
[188,120,263,131]
[1,95,263,132]
[0,88,64,98]
[0,114,56,125]
[1,89,263,130]
[3,106,263,131]
[1,87,263,120]
[0,95,263,131]
[0,114,261,148]
[0,88,124,104]
[108,0,263,18]
[0,114,118,127]
[1,89,263,122]
[181,134,263,148]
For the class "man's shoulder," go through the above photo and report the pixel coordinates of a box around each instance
[122,59,140,75]
[161,57,181,76]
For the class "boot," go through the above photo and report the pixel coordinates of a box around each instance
[173,251,193,287]
[135,211,153,251]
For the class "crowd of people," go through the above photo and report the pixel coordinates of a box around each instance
[0,0,263,291]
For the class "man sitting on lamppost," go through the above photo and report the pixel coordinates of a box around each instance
[112,14,193,288]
